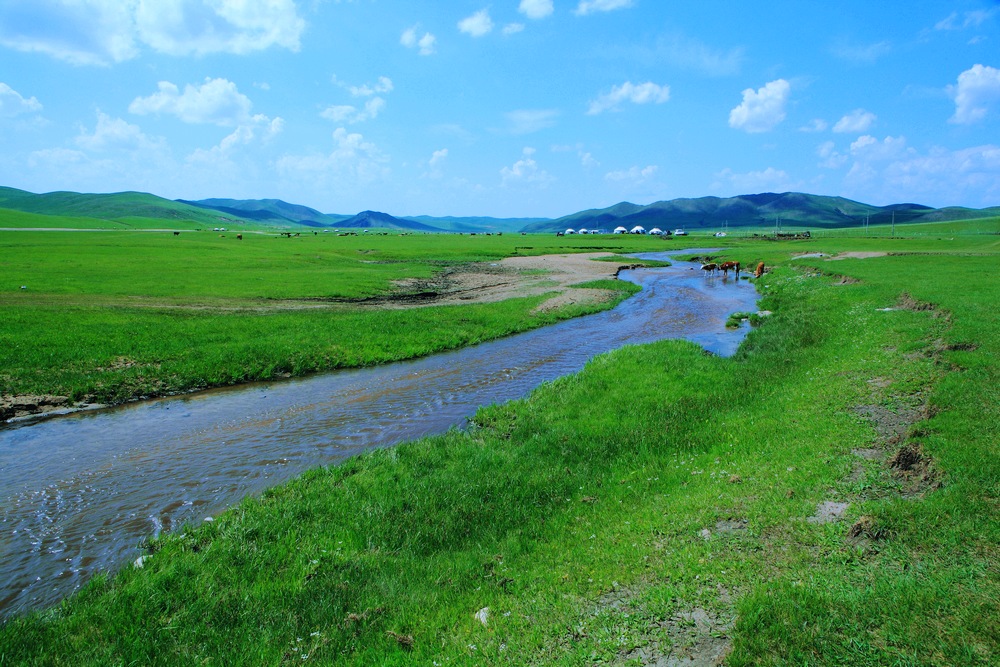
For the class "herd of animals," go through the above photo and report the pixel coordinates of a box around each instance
[699,260,766,279]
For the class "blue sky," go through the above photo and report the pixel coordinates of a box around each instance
[1,1,998,218]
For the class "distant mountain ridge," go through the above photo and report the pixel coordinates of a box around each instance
[1,186,996,233]
[524,192,999,233]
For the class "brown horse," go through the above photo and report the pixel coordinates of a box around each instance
[719,261,740,278]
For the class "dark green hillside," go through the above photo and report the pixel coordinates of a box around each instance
[526,192,999,233]
[339,210,444,232]
[183,198,352,227]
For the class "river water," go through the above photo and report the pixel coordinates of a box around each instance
[0,251,758,618]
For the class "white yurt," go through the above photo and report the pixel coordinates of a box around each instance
[649,227,663,235]
[614,226,627,234]
[565,228,576,235]
[630,225,646,234]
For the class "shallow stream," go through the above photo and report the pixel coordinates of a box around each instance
[0,251,758,618]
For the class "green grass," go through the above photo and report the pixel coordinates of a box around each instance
[0,230,669,404]
[0,231,997,665]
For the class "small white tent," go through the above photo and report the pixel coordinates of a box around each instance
[649,227,663,235]
[630,225,646,234]
[614,226,627,234]
[565,228,576,235]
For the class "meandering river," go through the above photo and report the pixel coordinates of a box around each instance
[0,251,758,618]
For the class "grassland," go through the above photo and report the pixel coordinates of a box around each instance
[0,229,670,408]
[1,225,998,665]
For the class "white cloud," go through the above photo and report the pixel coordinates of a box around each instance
[581,151,598,168]
[345,76,394,98]
[817,140,847,169]
[276,127,389,192]
[429,148,448,167]
[728,79,790,133]
[129,78,256,126]
[0,0,137,66]
[459,9,494,37]
[935,9,998,31]
[841,136,1000,207]
[133,0,304,57]
[506,109,559,135]
[500,147,554,186]
[652,32,744,77]
[503,23,526,36]
[574,0,634,16]
[188,118,283,167]
[0,0,304,65]
[75,111,167,153]
[587,81,670,115]
[605,165,658,183]
[833,109,877,133]
[713,166,800,193]
[519,0,554,20]
[400,26,437,55]
[949,64,1000,125]
[0,83,42,117]
[321,97,386,124]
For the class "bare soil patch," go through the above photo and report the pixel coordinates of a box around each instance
[1,394,71,421]
[387,252,626,310]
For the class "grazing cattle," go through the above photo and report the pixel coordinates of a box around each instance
[755,261,765,278]
[172,231,180,236]
[701,262,718,275]
[719,260,740,278]
[236,234,243,240]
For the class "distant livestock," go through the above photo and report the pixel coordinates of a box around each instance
[236,234,243,240]
[755,262,765,278]
[172,231,180,236]
[701,263,718,275]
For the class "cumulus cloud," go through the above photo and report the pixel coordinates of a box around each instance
[833,109,877,133]
[500,147,554,186]
[587,81,670,115]
[949,64,1000,124]
[129,78,256,126]
[401,25,436,55]
[503,23,526,36]
[0,82,42,117]
[276,127,389,192]
[429,148,448,167]
[342,76,393,98]
[0,0,304,65]
[817,140,848,169]
[459,9,494,37]
[728,79,790,133]
[134,0,304,57]
[506,109,559,135]
[519,0,554,20]
[574,0,634,16]
[75,111,167,152]
[321,98,386,124]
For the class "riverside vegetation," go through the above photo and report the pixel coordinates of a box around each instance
[1,222,998,665]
